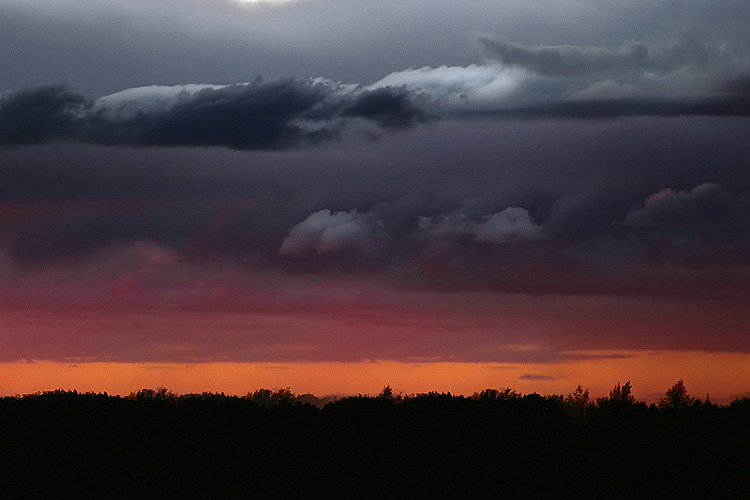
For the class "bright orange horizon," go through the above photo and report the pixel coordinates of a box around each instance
[3,350,749,404]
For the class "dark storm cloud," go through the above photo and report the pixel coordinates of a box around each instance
[0,86,87,144]
[0,80,433,150]
[341,87,432,129]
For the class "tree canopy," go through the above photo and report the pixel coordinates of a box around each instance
[1,381,748,499]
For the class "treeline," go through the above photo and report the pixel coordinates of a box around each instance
[1,382,749,499]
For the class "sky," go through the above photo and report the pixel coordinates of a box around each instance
[1,0,749,402]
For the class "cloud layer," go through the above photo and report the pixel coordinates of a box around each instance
[375,30,750,118]
[0,80,432,149]
[4,29,749,153]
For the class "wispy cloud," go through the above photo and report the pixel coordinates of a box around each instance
[519,373,555,380]
[374,30,750,118]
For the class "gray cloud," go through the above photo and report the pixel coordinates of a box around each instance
[418,207,547,245]
[370,30,750,119]
[723,75,750,95]
[474,208,548,244]
[279,209,387,258]
[456,94,750,119]
[375,65,750,120]
[625,183,740,227]
[481,38,650,78]
[0,81,433,150]
[479,30,739,79]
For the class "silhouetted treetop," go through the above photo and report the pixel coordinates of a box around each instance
[659,379,696,409]
[565,385,591,408]
[597,381,636,406]
[1,383,749,499]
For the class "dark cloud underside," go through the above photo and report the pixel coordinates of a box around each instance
[455,94,750,119]
[0,81,432,150]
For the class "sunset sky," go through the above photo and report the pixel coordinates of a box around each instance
[1,0,749,402]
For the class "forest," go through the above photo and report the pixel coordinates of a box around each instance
[1,381,748,499]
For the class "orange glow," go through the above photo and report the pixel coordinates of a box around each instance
[2,350,749,403]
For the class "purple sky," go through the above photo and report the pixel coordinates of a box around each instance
[1,0,749,397]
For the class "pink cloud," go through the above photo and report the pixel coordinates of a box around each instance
[0,261,747,365]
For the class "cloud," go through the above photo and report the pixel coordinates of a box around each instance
[366,31,750,119]
[723,75,750,96]
[279,209,387,257]
[0,80,433,149]
[418,207,547,245]
[370,29,749,119]
[0,199,200,267]
[481,38,650,79]
[371,63,526,107]
[479,30,742,79]
[546,190,638,237]
[340,87,433,129]
[0,86,88,144]
[474,208,549,244]
[4,28,749,148]
[519,373,555,380]
[625,183,738,227]
[459,94,750,119]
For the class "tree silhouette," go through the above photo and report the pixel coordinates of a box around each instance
[565,385,590,407]
[597,381,635,405]
[471,387,520,401]
[3,386,750,499]
[659,379,695,409]
[128,387,177,401]
[378,384,395,400]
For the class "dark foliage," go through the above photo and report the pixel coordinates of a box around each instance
[1,386,748,499]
